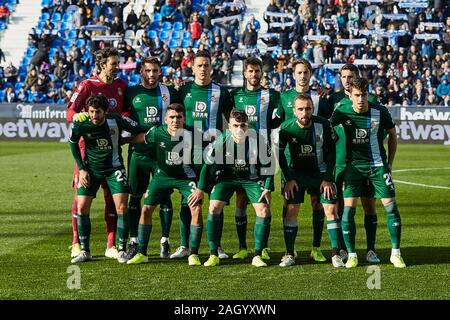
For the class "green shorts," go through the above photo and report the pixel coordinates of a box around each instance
[285,173,336,205]
[281,172,320,197]
[144,175,196,206]
[77,168,130,197]
[128,152,154,196]
[210,179,267,204]
[343,164,395,199]
[335,166,375,198]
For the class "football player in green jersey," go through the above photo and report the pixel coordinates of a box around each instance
[177,51,233,259]
[125,57,179,261]
[229,57,281,260]
[69,94,147,263]
[278,94,344,267]
[277,58,328,262]
[189,109,273,267]
[330,78,405,268]
[323,64,381,264]
[126,103,205,266]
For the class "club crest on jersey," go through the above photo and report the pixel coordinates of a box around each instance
[109,129,116,135]
[162,94,168,102]
[108,98,118,109]
[316,134,321,142]
[371,121,378,129]
[260,96,266,104]
[211,94,216,103]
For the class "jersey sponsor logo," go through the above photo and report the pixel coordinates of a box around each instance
[96,138,111,150]
[301,145,313,153]
[108,98,118,109]
[123,116,138,126]
[195,101,207,112]
[245,105,256,116]
[355,129,368,139]
[146,106,158,117]
[166,151,182,165]
[70,92,79,103]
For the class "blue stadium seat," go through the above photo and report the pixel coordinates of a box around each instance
[182,31,191,40]
[60,22,69,31]
[153,12,162,22]
[50,38,63,48]
[161,66,169,76]
[162,21,171,31]
[0,22,6,31]
[171,31,180,40]
[148,30,157,39]
[41,0,52,7]
[168,39,178,49]
[180,39,190,48]
[159,30,169,42]
[40,12,50,22]
[75,38,86,48]
[26,47,35,57]
[67,29,77,39]
[62,13,73,22]
[0,90,5,102]
[51,12,62,23]
[131,74,140,83]
[22,57,30,66]
[36,21,44,30]
[173,21,183,31]
[15,82,24,93]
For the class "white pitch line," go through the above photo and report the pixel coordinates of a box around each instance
[392,167,450,173]
[394,179,450,190]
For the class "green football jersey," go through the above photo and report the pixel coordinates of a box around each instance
[178,81,232,132]
[126,83,179,155]
[69,114,146,176]
[325,91,379,167]
[330,101,395,168]
[278,116,336,182]
[144,125,196,179]
[231,87,281,139]
[277,89,329,122]
[198,132,273,190]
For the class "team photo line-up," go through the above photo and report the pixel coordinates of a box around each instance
[67,47,405,269]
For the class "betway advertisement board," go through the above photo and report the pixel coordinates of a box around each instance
[391,107,450,145]
[0,104,70,142]
[0,104,449,144]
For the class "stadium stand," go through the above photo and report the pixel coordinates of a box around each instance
[0,0,448,106]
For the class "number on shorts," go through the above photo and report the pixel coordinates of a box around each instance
[189,181,197,193]
[383,173,393,186]
[115,169,127,183]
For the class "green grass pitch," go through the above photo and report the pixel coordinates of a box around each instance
[0,141,449,300]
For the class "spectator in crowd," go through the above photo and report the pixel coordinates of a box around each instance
[0,3,11,24]
[3,86,16,103]
[242,23,257,49]
[161,0,177,22]
[25,68,38,90]
[3,61,18,84]
[138,9,150,30]
[125,8,138,31]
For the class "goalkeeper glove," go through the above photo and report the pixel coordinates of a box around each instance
[73,112,89,122]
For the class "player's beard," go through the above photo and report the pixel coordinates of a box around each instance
[299,117,312,127]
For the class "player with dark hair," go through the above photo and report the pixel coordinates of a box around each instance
[67,48,130,260]
[124,56,180,261]
[69,94,146,263]
[125,103,205,266]
[175,50,233,260]
[330,78,406,268]
[229,56,281,260]
[322,64,382,264]
[189,109,274,267]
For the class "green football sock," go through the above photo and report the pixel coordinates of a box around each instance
[117,214,129,251]
[206,213,221,254]
[312,209,325,247]
[283,219,298,256]
[235,207,247,249]
[128,196,141,239]
[217,210,224,247]
[137,224,152,255]
[159,197,173,238]
[254,216,270,255]
[262,212,272,248]
[189,224,203,254]
[342,206,356,253]
[179,205,191,248]
[326,219,341,250]
[384,202,401,249]
[77,214,91,252]
[364,214,378,252]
